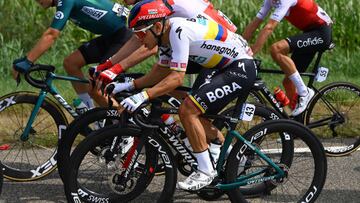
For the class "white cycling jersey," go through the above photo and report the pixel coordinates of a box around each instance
[256,0,332,30]
[158,17,252,72]
[168,0,237,32]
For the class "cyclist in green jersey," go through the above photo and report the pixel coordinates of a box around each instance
[12,0,155,108]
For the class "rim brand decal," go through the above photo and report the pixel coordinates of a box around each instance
[0,96,16,111]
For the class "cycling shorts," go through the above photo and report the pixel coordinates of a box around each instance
[189,59,257,115]
[286,25,332,72]
[78,26,133,64]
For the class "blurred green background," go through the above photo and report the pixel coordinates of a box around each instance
[0,0,359,101]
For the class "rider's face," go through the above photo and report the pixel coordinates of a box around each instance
[134,22,163,49]
[36,0,54,9]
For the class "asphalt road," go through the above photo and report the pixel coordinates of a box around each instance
[1,151,360,203]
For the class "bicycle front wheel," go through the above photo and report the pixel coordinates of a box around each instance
[65,125,177,203]
[305,82,360,156]
[0,91,67,181]
[226,119,327,203]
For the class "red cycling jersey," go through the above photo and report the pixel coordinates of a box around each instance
[257,0,332,31]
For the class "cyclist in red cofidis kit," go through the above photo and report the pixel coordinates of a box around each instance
[243,0,332,116]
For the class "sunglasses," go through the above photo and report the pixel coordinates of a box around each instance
[133,24,154,39]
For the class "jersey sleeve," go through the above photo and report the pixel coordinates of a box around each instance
[270,0,297,22]
[158,25,191,72]
[256,0,271,20]
[168,25,190,72]
[50,0,75,31]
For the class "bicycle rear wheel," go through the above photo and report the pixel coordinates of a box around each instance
[0,91,67,181]
[226,119,327,202]
[65,125,177,203]
[304,82,360,156]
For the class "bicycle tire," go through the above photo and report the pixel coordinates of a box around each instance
[304,82,360,156]
[0,91,67,181]
[249,89,267,105]
[57,107,121,183]
[65,125,177,203]
[226,119,327,202]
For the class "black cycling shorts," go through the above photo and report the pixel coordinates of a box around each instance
[189,59,257,115]
[286,25,332,72]
[78,26,133,64]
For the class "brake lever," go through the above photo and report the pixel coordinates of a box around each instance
[16,74,21,87]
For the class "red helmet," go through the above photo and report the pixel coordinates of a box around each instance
[128,0,173,29]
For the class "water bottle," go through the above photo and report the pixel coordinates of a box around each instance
[274,87,290,107]
[161,114,184,138]
[73,98,88,115]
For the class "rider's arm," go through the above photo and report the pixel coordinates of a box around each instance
[110,35,158,70]
[251,19,278,55]
[26,28,60,62]
[144,70,186,99]
[133,64,174,88]
[242,17,263,41]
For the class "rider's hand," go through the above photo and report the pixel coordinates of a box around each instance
[88,59,113,79]
[13,57,33,72]
[120,91,149,112]
[12,57,33,80]
[105,81,135,95]
[96,64,125,89]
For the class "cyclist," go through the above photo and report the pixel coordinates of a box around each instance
[114,0,257,190]
[12,0,154,108]
[93,0,237,92]
[243,0,332,115]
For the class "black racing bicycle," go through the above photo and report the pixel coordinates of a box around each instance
[64,90,327,203]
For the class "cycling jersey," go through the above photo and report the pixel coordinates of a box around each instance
[158,17,252,72]
[168,0,237,32]
[256,0,332,31]
[51,0,128,35]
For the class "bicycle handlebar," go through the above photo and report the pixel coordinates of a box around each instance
[132,103,160,129]
[24,64,55,89]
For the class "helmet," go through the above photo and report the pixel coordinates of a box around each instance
[128,0,173,29]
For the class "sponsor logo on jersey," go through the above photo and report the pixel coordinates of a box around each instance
[55,11,64,19]
[81,6,108,20]
[57,0,63,7]
[296,37,324,48]
[206,82,242,103]
[200,42,239,58]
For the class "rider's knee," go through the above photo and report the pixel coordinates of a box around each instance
[179,97,198,118]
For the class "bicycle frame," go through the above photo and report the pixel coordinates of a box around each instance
[126,94,289,192]
[216,129,285,190]
[20,72,88,141]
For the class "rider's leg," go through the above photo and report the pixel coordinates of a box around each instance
[271,40,314,116]
[63,50,94,109]
[179,98,215,176]
[270,40,309,96]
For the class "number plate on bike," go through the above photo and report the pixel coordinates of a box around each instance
[239,103,256,121]
[315,67,329,82]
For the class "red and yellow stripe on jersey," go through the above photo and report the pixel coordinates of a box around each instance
[202,54,230,69]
